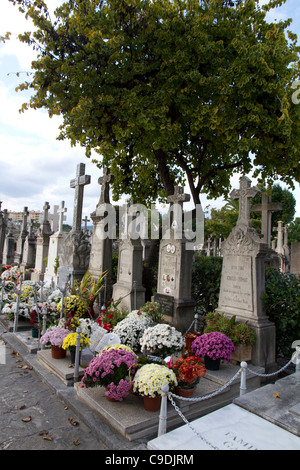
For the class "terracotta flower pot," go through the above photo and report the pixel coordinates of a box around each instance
[174,386,196,398]
[143,395,161,412]
[51,345,66,359]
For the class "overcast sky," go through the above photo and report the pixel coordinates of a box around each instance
[0,0,299,227]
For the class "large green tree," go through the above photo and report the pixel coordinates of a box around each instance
[4,0,300,205]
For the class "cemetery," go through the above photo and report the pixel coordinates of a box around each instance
[0,165,299,450]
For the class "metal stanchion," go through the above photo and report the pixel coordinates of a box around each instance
[74,327,82,383]
[158,384,169,437]
[239,361,248,396]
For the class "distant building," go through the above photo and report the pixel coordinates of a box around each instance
[8,210,43,224]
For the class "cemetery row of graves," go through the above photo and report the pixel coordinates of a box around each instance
[0,164,299,434]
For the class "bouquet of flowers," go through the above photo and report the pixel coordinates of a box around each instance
[113,317,147,352]
[1,266,20,282]
[96,299,127,332]
[40,327,70,348]
[140,323,185,357]
[62,332,91,352]
[81,346,138,401]
[191,332,235,362]
[139,301,164,324]
[133,363,177,397]
[169,355,206,389]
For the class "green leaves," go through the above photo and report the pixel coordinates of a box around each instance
[6,0,300,204]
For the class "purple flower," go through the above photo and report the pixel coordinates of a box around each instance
[191,332,235,362]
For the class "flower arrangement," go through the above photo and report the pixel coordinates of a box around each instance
[169,355,206,389]
[57,295,86,318]
[191,332,235,362]
[78,318,98,338]
[133,363,177,397]
[140,323,185,357]
[40,327,70,348]
[81,347,138,401]
[113,317,147,352]
[2,302,31,320]
[139,301,164,324]
[1,266,20,282]
[96,299,127,332]
[62,332,91,352]
[205,312,256,346]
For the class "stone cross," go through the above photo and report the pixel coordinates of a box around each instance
[98,168,114,205]
[21,207,29,233]
[57,201,67,234]
[252,193,282,246]
[82,215,90,232]
[43,202,50,222]
[70,163,91,231]
[230,176,260,227]
[167,186,190,236]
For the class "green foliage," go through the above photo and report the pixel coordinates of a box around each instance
[6,0,300,205]
[289,218,300,243]
[204,312,256,346]
[192,254,222,314]
[263,267,300,358]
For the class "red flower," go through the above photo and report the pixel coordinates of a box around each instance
[108,313,114,319]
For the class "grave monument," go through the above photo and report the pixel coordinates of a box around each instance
[14,207,29,265]
[217,176,276,371]
[112,200,146,311]
[154,186,195,332]
[57,163,91,286]
[89,168,115,302]
[31,202,53,282]
[44,201,67,286]
[20,219,37,279]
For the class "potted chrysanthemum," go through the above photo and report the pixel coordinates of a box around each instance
[169,355,206,397]
[133,363,177,411]
[40,327,70,359]
[80,345,138,401]
[62,332,91,364]
[113,317,147,352]
[191,332,235,370]
[139,323,185,358]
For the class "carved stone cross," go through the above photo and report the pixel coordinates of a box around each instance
[230,176,260,227]
[57,201,67,234]
[70,163,91,231]
[98,168,114,205]
[167,186,190,235]
[252,193,282,246]
[43,201,50,222]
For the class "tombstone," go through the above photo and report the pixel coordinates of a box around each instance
[31,202,53,282]
[44,201,67,286]
[57,163,91,286]
[2,230,15,265]
[217,176,276,371]
[290,242,300,278]
[0,204,8,264]
[275,221,290,272]
[20,219,37,279]
[89,168,115,302]
[154,186,195,332]
[112,200,146,311]
[14,207,29,265]
[252,192,282,247]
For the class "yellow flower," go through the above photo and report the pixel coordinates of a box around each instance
[62,332,90,350]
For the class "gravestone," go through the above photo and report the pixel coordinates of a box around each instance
[252,192,282,247]
[14,207,29,265]
[44,201,67,286]
[290,242,300,278]
[112,201,146,311]
[57,163,91,286]
[31,202,53,282]
[89,168,115,302]
[275,221,290,272]
[2,230,15,265]
[0,204,8,264]
[217,176,276,371]
[154,186,195,332]
[20,219,37,279]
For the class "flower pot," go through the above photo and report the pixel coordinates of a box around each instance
[143,395,161,412]
[204,356,221,371]
[70,349,81,365]
[51,345,66,359]
[31,328,39,338]
[231,344,252,364]
[184,331,202,356]
[174,386,196,398]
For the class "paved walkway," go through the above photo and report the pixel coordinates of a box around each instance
[0,327,148,451]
